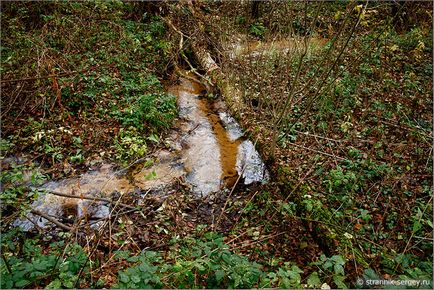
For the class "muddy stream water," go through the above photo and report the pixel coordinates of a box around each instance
[14,73,268,230]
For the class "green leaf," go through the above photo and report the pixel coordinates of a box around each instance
[280,277,291,289]
[267,272,277,281]
[15,279,31,288]
[319,254,327,262]
[334,264,345,276]
[323,260,333,271]
[277,268,289,278]
[215,270,225,283]
[288,266,303,286]
[46,279,62,289]
[147,134,159,143]
[130,274,141,283]
[331,255,345,266]
[290,265,303,274]
[119,272,130,283]
[127,256,139,263]
[3,279,13,289]
[137,263,149,273]
[144,170,157,181]
[193,261,205,272]
[412,220,422,233]
[305,200,313,212]
[333,275,348,289]
[114,250,131,260]
[307,272,321,287]
[363,268,379,280]
[33,260,49,271]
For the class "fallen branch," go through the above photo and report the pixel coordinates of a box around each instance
[77,207,139,229]
[294,130,343,143]
[286,141,346,161]
[215,138,266,228]
[1,72,78,84]
[1,64,113,84]
[380,118,433,140]
[231,232,286,250]
[163,16,212,88]
[215,142,250,228]
[42,190,136,210]
[1,254,12,274]
[25,215,44,232]
[30,209,73,231]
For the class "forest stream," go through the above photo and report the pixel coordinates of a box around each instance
[13,72,268,231]
[2,2,433,288]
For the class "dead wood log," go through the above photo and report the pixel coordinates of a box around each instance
[30,209,73,231]
[163,1,239,111]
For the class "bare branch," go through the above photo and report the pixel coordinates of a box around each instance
[30,209,73,231]
[41,189,137,210]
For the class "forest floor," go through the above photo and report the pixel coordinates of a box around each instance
[1,1,432,289]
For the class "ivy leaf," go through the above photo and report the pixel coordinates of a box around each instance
[363,268,379,280]
[215,270,225,283]
[46,279,62,289]
[333,275,348,289]
[130,274,141,283]
[119,272,130,283]
[33,260,49,271]
[307,271,321,287]
[15,279,31,288]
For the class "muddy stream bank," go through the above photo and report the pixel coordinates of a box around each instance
[14,73,268,231]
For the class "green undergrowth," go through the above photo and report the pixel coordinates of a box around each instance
[1,2,433,289]
[1,226,353,289]
[0,159,46,219]
[1,1,176,170]
[1,229,89,289]
[279,26,433,284]
[113,232,314,289]
[0,2,178,288]
[282,25,433,282]
[218,1,432,287]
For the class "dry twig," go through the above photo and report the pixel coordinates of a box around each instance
[30,209,73,231]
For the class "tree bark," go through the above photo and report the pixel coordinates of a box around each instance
[163,1,237,110]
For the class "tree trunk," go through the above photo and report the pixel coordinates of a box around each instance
[163,1,237,110]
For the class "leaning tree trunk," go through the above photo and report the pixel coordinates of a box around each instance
[191,42,240,112]
[162,1,239,111]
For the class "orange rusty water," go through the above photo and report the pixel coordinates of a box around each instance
[199,98,241,187]
[167,76,240,189]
